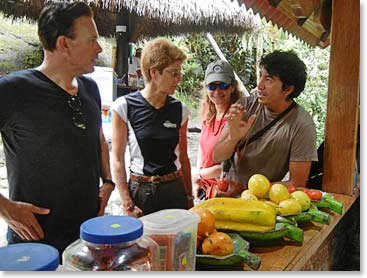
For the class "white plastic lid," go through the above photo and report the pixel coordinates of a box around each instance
[140,209,200,234]
[0,243,59,271]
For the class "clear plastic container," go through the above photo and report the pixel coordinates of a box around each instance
[140,209,200,271]
[62,215,159,271]
[0,243,59,271]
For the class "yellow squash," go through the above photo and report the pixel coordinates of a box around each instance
[194,197,276,229]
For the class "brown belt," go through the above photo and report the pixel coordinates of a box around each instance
[130,170,183,184]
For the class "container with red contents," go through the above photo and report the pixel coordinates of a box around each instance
[62,215,159,271]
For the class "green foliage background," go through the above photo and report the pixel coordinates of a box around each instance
[166,21,330,146]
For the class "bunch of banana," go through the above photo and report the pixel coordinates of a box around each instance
[193,197,276,232]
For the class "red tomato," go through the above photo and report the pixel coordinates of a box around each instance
[307,189,323,200]
[217,178,229,191]
[287,185,297,193]
[300,187,310,193]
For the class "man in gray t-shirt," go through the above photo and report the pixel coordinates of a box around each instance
[213,50,318,195]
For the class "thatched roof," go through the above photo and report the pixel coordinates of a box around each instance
[0,0,261,40]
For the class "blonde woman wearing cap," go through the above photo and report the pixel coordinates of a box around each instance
[111,38,193,217]
[192,60,243,199]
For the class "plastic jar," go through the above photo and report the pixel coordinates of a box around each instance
[62,215,159,271]
[140,209,200,271]
[0,243,59,271]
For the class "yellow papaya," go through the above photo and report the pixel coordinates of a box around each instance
[194,197,276,227]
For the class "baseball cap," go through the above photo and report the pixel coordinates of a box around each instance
[205,60,235,85]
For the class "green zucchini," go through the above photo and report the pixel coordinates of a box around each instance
[277,212,312,226]
[307,208,331,224]
[322,193,345,214]
[311,200,330,209]
[235,223,303,243]
[237,249,261,270]
[276,215,297,225]
[282,223,304,243]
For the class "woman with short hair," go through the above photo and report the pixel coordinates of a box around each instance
[111,38,194,217]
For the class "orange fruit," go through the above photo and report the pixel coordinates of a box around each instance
[202,231,234,256]
[191,208,216,238]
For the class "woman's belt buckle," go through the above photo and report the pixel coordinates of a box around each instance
[150,175,161,184]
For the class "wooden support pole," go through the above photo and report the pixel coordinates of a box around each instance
[115,9,129,83]
[322,0,360,195]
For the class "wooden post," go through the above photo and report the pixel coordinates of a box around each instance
[115,9,129,83]
[322,0,360,195]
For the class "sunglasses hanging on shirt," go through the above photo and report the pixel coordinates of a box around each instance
[67,95,87,130]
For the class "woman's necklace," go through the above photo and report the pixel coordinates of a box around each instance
[211,108,228,136]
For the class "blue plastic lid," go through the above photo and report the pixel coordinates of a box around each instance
[80,215,143,244]
[0,243,59,271]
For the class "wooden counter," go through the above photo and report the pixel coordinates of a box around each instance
[244,190,360,271]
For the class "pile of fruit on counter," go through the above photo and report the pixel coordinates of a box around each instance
[190,174,345,270]
[190,207,261,270]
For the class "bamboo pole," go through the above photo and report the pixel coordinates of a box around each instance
[205,33,250,96]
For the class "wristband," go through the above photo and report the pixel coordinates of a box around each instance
[103,179,115,190]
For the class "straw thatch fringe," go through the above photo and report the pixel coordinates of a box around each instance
[0,0,261,38]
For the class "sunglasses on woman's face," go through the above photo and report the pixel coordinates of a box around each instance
[206,82,231,91]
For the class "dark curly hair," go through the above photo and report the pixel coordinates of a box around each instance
[37,1,93,51]
[260,50,307,98]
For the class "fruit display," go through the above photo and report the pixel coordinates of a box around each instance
[192,197,303,244]
[191,174,345,250]
[202,231,234,256]
[195,233,261,271]
[193,198,276,230]
[190,207,261,270]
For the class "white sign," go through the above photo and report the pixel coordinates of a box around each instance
[84,66,117,103]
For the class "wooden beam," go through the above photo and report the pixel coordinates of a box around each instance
[290,0,315,18]
[322,0,360,195]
